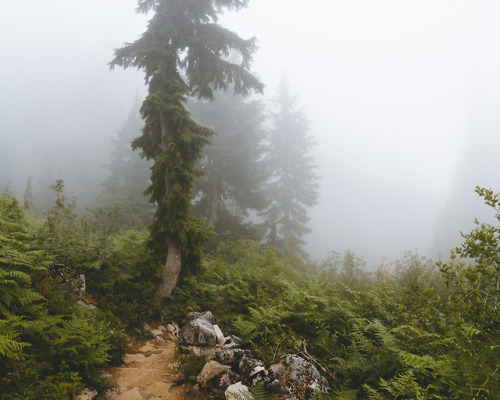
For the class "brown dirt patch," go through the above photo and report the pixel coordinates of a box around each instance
[107,334,190,400]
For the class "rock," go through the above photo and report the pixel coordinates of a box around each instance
[222,336,240,349]
[150,329,163,337]
[115,387,147,400]
[123,353,146,365]
[77,299,97,309]
[181,311,218,346]
[167,323,179,334]
[268,354,330,397]
[239,354,268,386]
[180,345,217,358]
[143,322,151,332]
[137,343,155,353]
[216,348,256,366]
[76,388,98,400]
[226,382,253,400]
[141,353,161,368]
[197,361,239,394]
[104,386,127,400]
[101,372,113,382]
[186,311,217,324]
[154,335,165,345]
[213,324,225,345]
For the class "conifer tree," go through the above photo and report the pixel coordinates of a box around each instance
[110,0,263,300]
[262,77,319,254]
[188,88,267,244]
[23,176,34,211]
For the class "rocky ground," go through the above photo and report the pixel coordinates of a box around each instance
[104,325,190,400]
[78,312,331,400]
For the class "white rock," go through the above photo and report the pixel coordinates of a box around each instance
[213,324,225,345]
[167,323,179,333]
[77,388,98,400]
[226,382,253,400]
[150,329,163,337]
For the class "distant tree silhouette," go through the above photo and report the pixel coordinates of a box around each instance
[188,88,268,246]
[99,98,154,229]
[262,77,319,255]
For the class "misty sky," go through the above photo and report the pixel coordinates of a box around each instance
[2,1,500,266]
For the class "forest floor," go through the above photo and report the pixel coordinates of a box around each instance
[106,329,192,400]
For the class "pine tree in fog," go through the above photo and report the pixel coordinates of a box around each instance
[23,176,34,210]
[98,99,154,228]
[262,77,319,254]
[188,89,267,245]
[110,0,263,300]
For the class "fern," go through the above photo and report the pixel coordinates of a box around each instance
[249,381,267,400]
[0,318,30,358]
[234,381,268,400]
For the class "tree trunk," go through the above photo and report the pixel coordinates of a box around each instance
[155,66,184,304]
[155,241,182,303]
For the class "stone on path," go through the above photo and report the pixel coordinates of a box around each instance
[115,387,148,400]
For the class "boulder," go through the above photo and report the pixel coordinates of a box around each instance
[268,354,330,396]
[216,348,256,366]
[239,354,268,386]
[181,311,218,346]
[226,382,253,400]
[197,361,239,394]
[186,311,217,324]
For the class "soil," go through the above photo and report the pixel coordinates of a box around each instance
[106,330,192,400]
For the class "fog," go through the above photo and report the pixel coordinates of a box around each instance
[0,0,147,204]
[2,1,500,267]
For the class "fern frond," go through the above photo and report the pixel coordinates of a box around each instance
[249,381,267,400]
[0,319,30,357]
[5,269,31,283]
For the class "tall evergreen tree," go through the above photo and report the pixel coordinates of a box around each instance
[262,77,319,254]
[188,88,267,245]
[110,0,263,300]
[23,176,34,211]
[99,98,154,229]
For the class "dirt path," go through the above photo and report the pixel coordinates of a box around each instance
[107,328,190,400]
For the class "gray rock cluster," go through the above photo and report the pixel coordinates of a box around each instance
[180,311,331,399]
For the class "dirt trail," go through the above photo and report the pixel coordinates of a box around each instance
[107,330,189,400]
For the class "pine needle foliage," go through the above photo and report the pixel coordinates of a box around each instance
[110,0,263,298]
[188,87,268,247]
